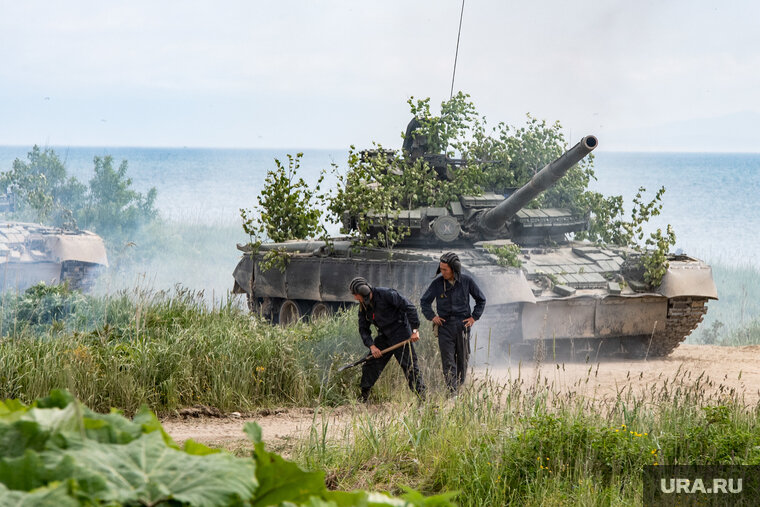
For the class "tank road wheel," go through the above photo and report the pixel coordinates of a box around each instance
[310,302,333,321]
[278,299,309,326]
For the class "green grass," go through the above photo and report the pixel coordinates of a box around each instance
[295,369,760,505]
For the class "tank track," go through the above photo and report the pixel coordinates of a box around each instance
[646,296,709,357]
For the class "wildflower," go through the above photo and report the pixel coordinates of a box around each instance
[651,449,657,455]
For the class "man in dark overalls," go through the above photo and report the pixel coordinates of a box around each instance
[420,252,486,394]
[350,277,426,402]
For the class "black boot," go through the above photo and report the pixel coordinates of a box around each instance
[360,388,371,403]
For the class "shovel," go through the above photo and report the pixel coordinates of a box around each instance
[337,338,413,372]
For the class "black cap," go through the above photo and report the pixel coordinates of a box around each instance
[436,251,461,277]
[349,276,371,297]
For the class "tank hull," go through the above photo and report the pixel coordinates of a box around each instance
[232,240,715,356]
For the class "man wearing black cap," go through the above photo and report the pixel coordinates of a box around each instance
[349,276,426,402]
[420,252,486,394]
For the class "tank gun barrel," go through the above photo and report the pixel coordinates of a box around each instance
[480,135,598,231]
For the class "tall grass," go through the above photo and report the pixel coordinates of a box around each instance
[0,284,388,414]
[296,366,760,505]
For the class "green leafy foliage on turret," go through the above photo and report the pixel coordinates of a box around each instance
[240,153,329,271]
[329,93,677,284]
[241,153,325,244]
[236,92,676,284]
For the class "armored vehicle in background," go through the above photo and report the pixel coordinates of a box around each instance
[1,222,108,293]
[233,132,716,358]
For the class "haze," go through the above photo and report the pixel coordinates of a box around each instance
[1,0,759,152]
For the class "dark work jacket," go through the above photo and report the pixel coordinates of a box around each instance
[420,273,486,322]
[358,287,421,348]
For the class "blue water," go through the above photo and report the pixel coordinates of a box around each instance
[1,146,758,267]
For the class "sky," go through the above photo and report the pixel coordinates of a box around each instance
[1,0,759,151]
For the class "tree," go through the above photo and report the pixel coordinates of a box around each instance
[80,155,158,241]
[0,145,86,225]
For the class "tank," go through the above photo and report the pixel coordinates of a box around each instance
[1,221,109,293]
[232,131,717,358]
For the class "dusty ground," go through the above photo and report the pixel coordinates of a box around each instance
[162,344,760,452]
[481,343,760,404]
[163,407,345,456]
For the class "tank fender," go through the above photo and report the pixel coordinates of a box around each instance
[658,260,718,299]
[232,255,254,295]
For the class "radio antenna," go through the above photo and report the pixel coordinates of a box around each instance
[450,0,466,99]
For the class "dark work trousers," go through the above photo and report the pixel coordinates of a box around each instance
[360,334,426,400]
[437,320,470,393]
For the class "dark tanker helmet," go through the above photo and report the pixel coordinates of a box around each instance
[436,251,461,278]
[349,276,372,297]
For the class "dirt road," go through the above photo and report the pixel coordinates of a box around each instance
[162,344,760,451]
[483,342,760,404]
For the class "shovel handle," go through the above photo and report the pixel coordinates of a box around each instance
[338,337,414,372]
[376,337,413,356]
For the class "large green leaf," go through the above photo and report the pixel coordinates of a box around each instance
[0,403,85,456]
[0,482,78,507]
[131,404,178,447]
[19,404,82,436]
[79,405,174,446]
[34,390,75,409]
[63,431,257,506]
[244,422,329,507]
